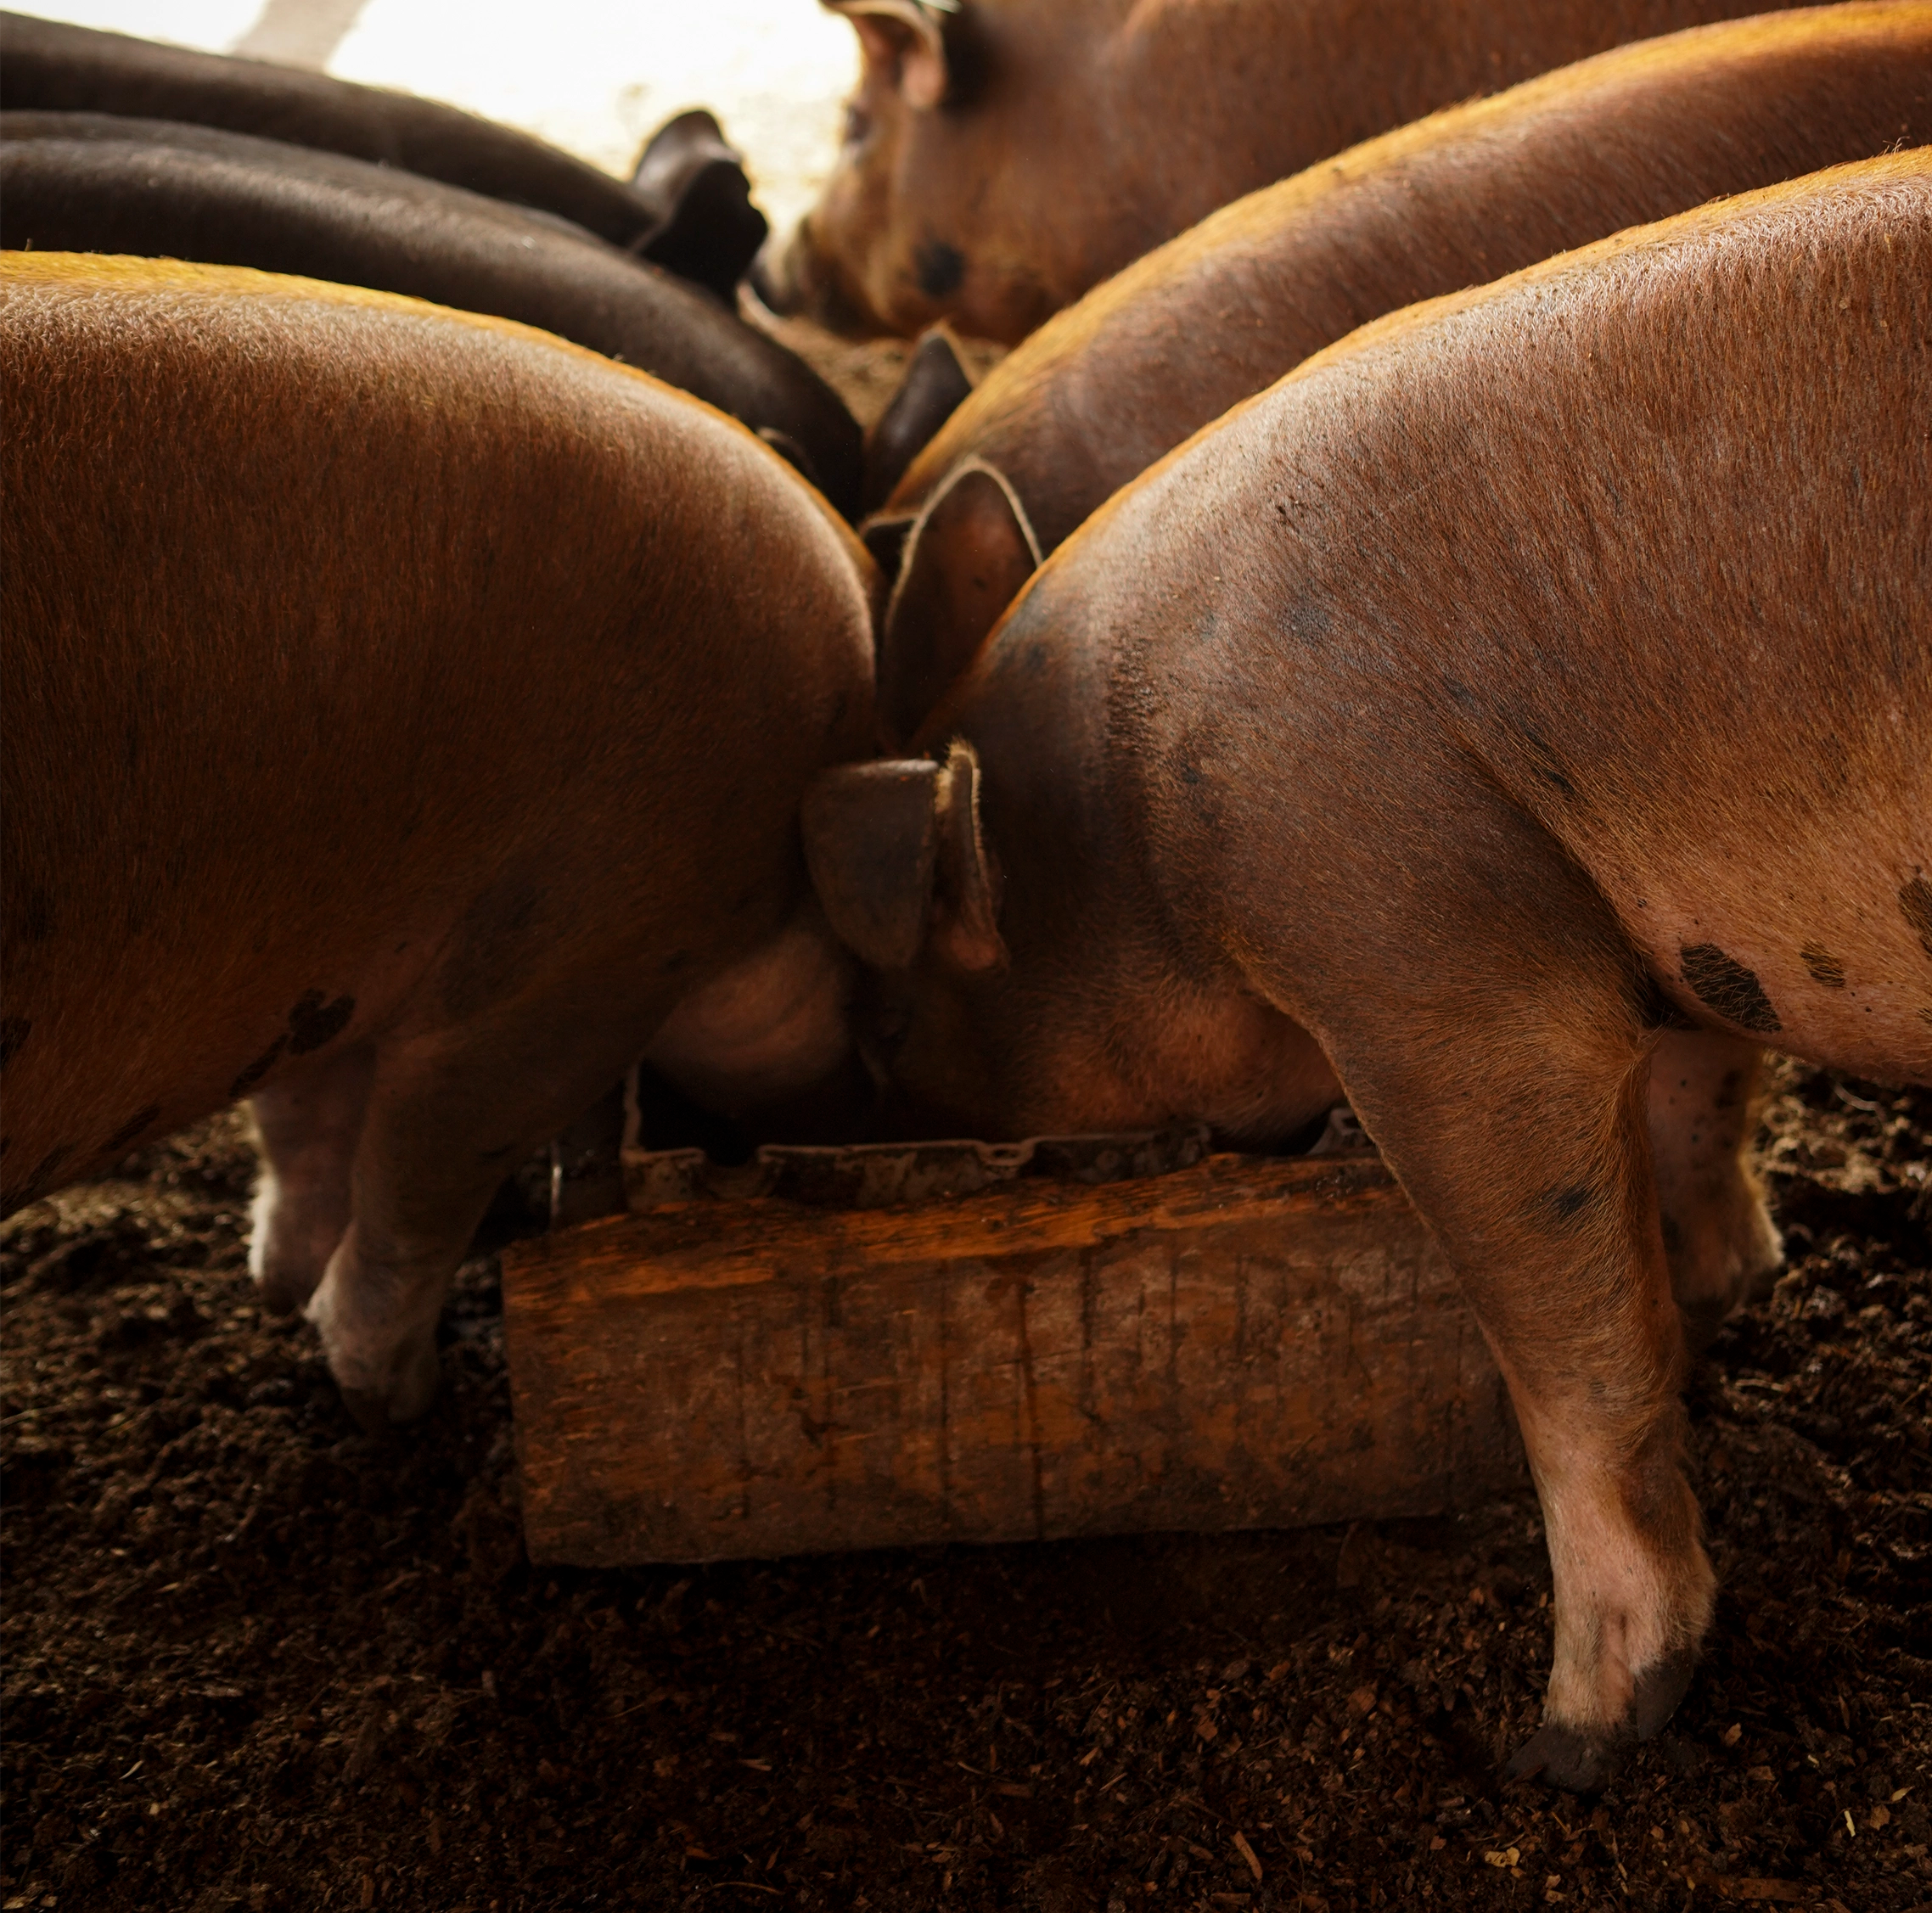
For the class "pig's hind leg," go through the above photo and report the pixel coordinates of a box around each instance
[248,1044,377,1315]
[1648,1030,1782,1353]
[1288,846,1712,1790]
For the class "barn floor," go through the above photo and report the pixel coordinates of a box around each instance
[3,1059,1927,1913]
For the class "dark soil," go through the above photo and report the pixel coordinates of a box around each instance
[3,1059,1929,1913]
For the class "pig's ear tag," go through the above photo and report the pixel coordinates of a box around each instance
[833,0,955,110]
[803,758,943,969]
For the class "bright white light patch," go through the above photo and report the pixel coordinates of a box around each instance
[14,0,859,235]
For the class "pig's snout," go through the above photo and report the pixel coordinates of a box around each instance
[748,220,883,338]
[748,222,809,319]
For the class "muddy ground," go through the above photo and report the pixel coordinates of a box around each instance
[3,1056,1928,1913]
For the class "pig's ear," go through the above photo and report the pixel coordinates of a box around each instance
[878,458,1040,749]
[801,742,1005,973]
[830,1,953,110]
[803,758,942,969]
[861,512,917,583]
[862,327,974,513]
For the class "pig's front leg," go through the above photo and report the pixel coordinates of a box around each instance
[1648,1030,1782,1352]
[1305,917,1712,1789]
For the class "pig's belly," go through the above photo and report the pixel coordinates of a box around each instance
[1602,815,1932,1082]
[2,911,458,1211]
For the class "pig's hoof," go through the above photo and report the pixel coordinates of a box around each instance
[336,1338,441,1432]
[1507,1647,1700,1791]
[1505,1721,1621,1792]
[1631,1646,1699,1739]
[339,1384,399,1436]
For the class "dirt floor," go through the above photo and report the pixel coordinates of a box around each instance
[3,1056,1928,1913]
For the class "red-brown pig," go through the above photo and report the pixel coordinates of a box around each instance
[754,0,1825,343]
[868,3,1932,738]
[0,113,863,516]
[800,154,1932,1786]
[1,256,874,1428]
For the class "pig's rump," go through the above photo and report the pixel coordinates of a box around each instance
[0,256,871,1213]
[1023,156,1932,1083]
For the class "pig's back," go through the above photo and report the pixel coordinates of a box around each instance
[0,116,865,519]
[896,2,1932,547]
[1,257,871,1158]
[1047,155,1929,1074]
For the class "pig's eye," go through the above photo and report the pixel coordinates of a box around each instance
[842,102,872,148]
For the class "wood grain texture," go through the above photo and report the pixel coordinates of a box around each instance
[502,1152,1526,1565]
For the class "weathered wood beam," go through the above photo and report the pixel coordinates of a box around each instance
[502,1148,1525,1566]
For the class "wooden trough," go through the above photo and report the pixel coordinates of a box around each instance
[500,1124,1527,1566]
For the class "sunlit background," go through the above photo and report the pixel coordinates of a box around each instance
[13,1,860,235]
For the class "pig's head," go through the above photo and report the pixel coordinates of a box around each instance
[799,569,1343,1142]
[752,1,1118,345]
[802,738,1151,1141]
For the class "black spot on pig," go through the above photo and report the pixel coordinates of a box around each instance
[20,1144,72,1205]
[0,1017,29,1071]
[11,889,53,947]
[914,239,964,300]
[229,1036,288,1102]
[1546,1184,1594,1225]
[286,991,355,1055]
[1680,944,1780,1035]
[1901,876,1932,959]
[1284,595,1331,648]
[1800,942,1846,989]
[104,1104,161,1154]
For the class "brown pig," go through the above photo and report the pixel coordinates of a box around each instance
[1,256,873,1426]
[800,154,1932,1785]
[755,0,1824,343]
[869,2,1932,740]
